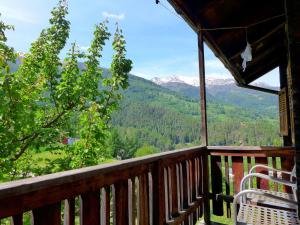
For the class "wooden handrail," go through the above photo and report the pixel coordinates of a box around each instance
[0,145,296,224]
[207,146,295,157]
[0,146,206,224]
[0,146,205,196]
[208,146,295,151]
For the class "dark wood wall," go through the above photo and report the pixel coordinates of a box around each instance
[285,0,300,212]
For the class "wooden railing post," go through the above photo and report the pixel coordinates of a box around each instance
[211,155,223,216]
[202,151,211,225]
[80,191,100,225]
[152,160,166,225]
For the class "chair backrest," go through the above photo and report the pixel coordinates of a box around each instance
[290,164,297,202]
[291,164,296,182]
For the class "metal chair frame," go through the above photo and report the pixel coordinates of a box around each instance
[233,165,298,225]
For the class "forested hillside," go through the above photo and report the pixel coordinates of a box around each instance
[111,73,281,151]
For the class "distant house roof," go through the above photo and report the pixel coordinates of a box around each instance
[167,0,285,85]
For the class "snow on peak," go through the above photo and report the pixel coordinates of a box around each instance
[151,76,183,85]
[151,76,235,87]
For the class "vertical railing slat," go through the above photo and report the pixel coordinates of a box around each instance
[190,160,196,203]
[198,157,203,218]
[272,157,279,192]
[190,159,198,223]
[80,191,100,225]
[181,161,190,225]
[64,198,75,225]
[101,187,111,225]
[130,178,138,225]
[281,156,294,193]
[114,181,129,225]
[170,164,179,218]
[232,156,244,194]
[32,202,61,225]
[255,157,269,190]
[139,173,149,225]
[152,161,166,225]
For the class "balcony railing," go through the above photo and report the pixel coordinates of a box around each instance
[0,146,295,225]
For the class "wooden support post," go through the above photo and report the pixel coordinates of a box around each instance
[198,31,210,225]
[285,0,300,214]
[198,33,208,147]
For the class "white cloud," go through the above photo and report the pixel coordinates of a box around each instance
[102,12,125,20]
[0,5,38,24]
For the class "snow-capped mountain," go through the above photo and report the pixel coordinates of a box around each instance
[151,76,186,85]
[151,76,235,87]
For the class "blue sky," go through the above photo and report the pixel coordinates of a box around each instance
[1,0,279,86]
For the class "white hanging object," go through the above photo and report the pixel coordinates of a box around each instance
[241,42,252,72]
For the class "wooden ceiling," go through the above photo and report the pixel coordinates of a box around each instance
[167,0,286,85]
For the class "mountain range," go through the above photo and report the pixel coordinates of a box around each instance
[151,76,235,87]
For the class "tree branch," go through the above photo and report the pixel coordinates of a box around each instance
[12,108,70,162]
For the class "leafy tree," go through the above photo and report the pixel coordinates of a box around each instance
[108,129,138,160]
[0,0,132,175]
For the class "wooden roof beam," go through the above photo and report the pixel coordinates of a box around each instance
[237,84,279,95]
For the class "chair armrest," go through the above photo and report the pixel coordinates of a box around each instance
[250,164,294,177]
[233,189,297,225]
[240,173,296,191]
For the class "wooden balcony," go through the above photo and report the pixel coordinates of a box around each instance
[0,146,295,225]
